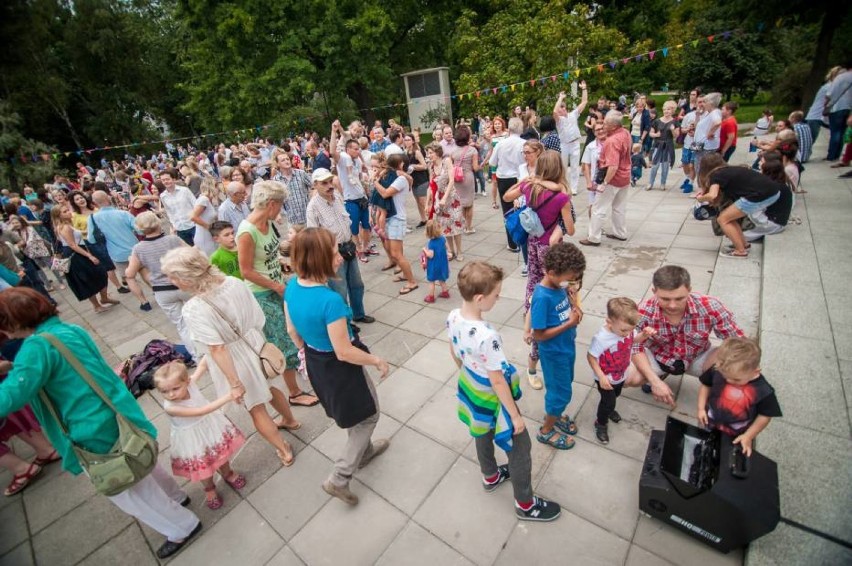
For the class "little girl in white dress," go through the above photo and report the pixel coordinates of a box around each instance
[154,359,246,509]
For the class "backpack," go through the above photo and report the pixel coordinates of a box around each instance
[119,339,193,397]
[519,190,559,237]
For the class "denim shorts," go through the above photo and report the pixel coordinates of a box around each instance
[734,192,780,215]
[344,200,371,235]
[386,216,406,241]
[681,148,694,164]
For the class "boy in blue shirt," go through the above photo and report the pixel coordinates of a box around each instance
[530,243,585,450]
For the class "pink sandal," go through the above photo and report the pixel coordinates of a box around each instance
[223,472,247,490]
[204,486,223,510]
[4,461,43,496]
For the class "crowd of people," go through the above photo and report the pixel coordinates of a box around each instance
[4,64,849,553]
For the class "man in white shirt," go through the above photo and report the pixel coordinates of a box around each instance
[330,131,373,260]
[679,109,698,192]
[554,81,589,195]
[692,92,722,181]
[489,117,527,252]
[158,168,197,245]
[581,123,606,217]
[384,130,405,156]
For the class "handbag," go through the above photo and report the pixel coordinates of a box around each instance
[201,297,285,380]
[37,333,158,496]
[453,147,469,183]
[51,255,71,274]
[24,230,51,259]
[89,215,107,245]
[338,241,357,261]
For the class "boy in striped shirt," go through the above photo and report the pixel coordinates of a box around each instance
[447,261,560,522]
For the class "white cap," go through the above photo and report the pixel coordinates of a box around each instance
[311,168,333,183]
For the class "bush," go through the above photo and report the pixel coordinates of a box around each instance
[770,61,811,110]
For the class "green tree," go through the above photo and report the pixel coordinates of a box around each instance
[0,100,61,191]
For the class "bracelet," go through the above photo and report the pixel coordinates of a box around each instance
[230,384,242,389]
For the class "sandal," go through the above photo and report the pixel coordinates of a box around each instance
[223,472,247,490]
[491,202,499,209]
[33,450,61,467]
[275,418,302,431]
[289,391,319,407]
[399,285,419,295]
[4,461,43,496]
[381,264,397,271]
[424,295,435,303]
[392,276,407,282]
[554,416,578,436]
[719,248,749,259]
[204,486,223,510]
[393,268,403,275]
[277,447,295,467]
[438,290,451,299]
[536,428,575,450]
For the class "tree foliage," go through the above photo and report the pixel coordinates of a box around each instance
[0,101,61,191]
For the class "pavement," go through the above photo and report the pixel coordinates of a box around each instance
[1,135,850,566]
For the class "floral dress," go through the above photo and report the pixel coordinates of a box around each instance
[431,159,464,237]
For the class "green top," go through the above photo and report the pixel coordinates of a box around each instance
[236,220,282,293]
[0,316,156,475]
[210,246,242,279]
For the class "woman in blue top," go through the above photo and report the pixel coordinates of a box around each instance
[284,228,390,507]
[0,288,201,559]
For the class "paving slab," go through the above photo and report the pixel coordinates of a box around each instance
[77,523,157,566]
[0,500,28,556]
[745,521,852,566]
[0,543,33,566]
[633,515,743,566]
[625,544,676,566]
[376,521,473,566]
[407,385,473,453]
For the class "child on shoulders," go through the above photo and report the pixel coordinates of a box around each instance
[697,337,781,456]
[447,261,560,522]
[530,243,585,451]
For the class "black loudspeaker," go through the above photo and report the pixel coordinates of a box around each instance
[638,417,780,553]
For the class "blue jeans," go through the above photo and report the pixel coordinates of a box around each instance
[474,170,487,193]
[827,110,850,160]
[176,227,195,246]
[806,119,824,143]
[328,256,365,319]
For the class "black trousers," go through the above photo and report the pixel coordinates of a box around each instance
[596,380,624,424]
[497,177,518,249]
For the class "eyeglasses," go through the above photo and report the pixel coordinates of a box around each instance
[522,150,536,155]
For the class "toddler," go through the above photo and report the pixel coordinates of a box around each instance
[279,224,305,273]
[448,261,560,522]
[587,297,656,444]
[422,219,450,303]
[630,143,647,187]
[530,243,585,450]
[697,337,782,456]
[369,154,396,237]
[154,359,247,509]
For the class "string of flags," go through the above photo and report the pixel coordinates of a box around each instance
[8,20,788,165]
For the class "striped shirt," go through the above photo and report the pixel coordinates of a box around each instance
[132,234,185,287]
[447,309,522,451]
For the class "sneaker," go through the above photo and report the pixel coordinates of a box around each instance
[117,286,131,294]
[680,179,689,190]
[424,295,435,303]
[682,185,693,194]
[438,290,451,299]
[527,369,543,390]
[521,264,528,276]
[483,464,511,492]
[358,438,390,469]
[416,221,427,228]
[631,179,636,187]
[595,421,609,444]
[641,383,652,394]
[609,410,622,424]
[140,302,152,312]
[507,245,520,253]
[353,315,376,323]
[322,480,359,505]
[405,227,413,234]
[515,496,561,522]
[571,188,578,196]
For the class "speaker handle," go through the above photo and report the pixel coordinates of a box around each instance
[730,445,750,479]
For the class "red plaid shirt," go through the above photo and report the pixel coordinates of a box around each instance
[633,293,744,367]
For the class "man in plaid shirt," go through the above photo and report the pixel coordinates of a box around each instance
[625,265,744,405]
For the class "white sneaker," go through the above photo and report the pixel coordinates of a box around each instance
[571,188,578,196]
[527,370,543,390]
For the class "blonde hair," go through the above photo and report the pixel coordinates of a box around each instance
[663,100,677,114]
[716,337,761,374]
[199,175,222,203]
[632,143,641,153]
[153,360,189,389]
[606,297,639,325]
[425,219,442,239]
[251,180,288,209]
[528,150,567,206]
[134,211,162,235]
[457,261,504,301]
[160,246,225,295]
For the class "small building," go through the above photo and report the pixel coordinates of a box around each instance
[401,67,452,133]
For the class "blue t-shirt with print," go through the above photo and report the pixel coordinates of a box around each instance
[284,279,353,352]
[530,284,577,356]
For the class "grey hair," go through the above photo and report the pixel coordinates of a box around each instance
[134,211,162,235]
[507,117,524,135]
[226,181,244,195]
[160,246,225,296]
[251,180,288,209]
[91,190,111,207]
[604,111,624,126]
[704,92,722,109]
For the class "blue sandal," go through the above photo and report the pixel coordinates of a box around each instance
[537,428,575,450]
[554,416,578,436]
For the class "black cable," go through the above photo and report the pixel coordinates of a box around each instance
[779,517,852,550]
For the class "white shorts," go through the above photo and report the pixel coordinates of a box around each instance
[642,346,714,377]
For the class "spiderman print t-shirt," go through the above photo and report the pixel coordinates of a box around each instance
[588,327,634,384]
[699,369,782,436]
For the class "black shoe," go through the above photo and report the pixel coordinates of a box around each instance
[609,410,622,424]
[415,221,427,228]
[507,246,520,253]
[156,521,202,559]
[483,464,511,493]
[595,421,609,444]
[140,302,152,312]
[515,496,561,522]
[350,323,361,334]
[180,496,191,507]
[641,383,652,394]
[353,315,375,324]
[117,286,131,294]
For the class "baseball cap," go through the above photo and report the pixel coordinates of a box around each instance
[692,202,719,221]
[311,168,333,183]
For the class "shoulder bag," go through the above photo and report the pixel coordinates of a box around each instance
[453,147,469,183]
[201,297,285,379]
[37,333,158,496]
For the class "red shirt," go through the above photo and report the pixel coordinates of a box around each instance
[599,127,632,188]
[720,117,738,149]
[633,293,744,367]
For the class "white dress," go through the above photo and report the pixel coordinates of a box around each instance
[193,195,218,256]
[165,382,245,482]
[182,276,283,409]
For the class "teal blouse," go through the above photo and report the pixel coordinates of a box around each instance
[0,316,156,475]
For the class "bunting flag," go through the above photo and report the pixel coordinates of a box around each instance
[9,26,758,164]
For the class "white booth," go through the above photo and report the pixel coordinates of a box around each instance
[401,67,452,132]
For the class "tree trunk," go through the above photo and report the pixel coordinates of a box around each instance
[802,8,848,108]
[349,82,376,126]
